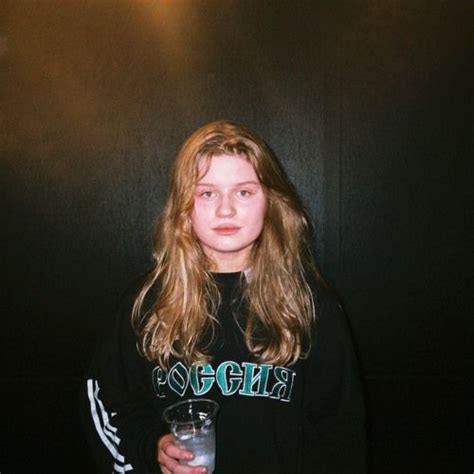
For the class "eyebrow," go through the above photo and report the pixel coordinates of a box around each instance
[196,181,261,187]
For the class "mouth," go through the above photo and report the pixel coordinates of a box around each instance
[212,225,241,235]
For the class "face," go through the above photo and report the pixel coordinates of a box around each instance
[190,153,267,272]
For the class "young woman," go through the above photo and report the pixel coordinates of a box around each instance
[82,120,366,473]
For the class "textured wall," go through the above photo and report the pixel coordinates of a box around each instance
[2,1,472,472]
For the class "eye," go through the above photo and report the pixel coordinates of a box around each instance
[200,190,215,199]
[237,189,252,198]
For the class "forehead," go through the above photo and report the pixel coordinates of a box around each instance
[196,153,259,185]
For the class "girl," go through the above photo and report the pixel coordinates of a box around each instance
[82,120,366,473]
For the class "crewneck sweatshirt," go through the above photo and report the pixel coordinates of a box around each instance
[81,272,366,473]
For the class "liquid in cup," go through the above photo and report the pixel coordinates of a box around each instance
[163,398,219,472]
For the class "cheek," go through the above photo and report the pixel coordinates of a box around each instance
[249,201,267,230]
[257,198,268,220]
[190,204,209,232]
[190,210,199,233]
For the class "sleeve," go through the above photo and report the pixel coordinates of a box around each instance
[80,287,168,473]
[302,286,367,474]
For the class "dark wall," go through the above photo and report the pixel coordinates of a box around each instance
[2,1,472,472]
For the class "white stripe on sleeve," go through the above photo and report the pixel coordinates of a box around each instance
[87,378,134,472]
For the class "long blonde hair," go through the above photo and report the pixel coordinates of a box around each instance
[132,120,317,368]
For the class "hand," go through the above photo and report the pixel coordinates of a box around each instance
[157,433,208,474]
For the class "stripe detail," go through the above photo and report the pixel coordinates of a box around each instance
[113,462,134,473]
[87,379,134,472]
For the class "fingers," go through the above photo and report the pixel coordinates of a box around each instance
[157,433,208,474]
[163,441,194,462]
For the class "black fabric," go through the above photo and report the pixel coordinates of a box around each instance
[81,272,366,473]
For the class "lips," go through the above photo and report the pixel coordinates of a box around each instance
[212,225,241,235]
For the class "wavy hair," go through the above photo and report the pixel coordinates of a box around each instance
[132,120,317,368]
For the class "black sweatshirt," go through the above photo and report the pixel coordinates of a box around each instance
[81,272,366,473]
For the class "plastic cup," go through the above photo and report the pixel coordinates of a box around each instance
[163,398,219,473]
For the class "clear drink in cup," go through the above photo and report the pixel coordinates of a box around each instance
[163,398,219,472]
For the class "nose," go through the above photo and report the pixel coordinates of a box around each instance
[216,194,236,218]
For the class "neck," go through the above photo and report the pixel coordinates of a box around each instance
[207,250,251,273]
